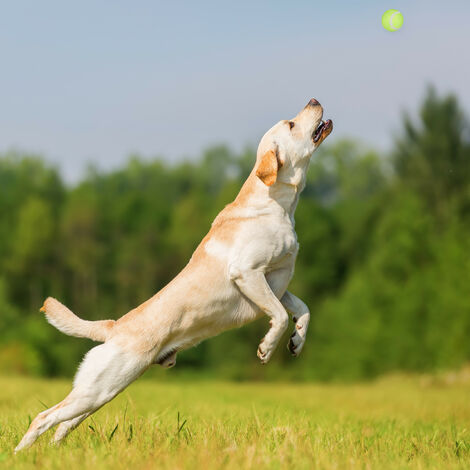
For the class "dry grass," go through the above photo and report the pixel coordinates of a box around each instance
[1,373,470,469]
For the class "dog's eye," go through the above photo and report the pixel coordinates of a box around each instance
[288,121,295,130]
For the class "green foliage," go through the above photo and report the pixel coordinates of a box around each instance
[394,86,470,218]
[0,88,469,380]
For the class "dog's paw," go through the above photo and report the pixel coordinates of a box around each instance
[257,340,273,364]
[287,321,307,356]
[287,331,304,356]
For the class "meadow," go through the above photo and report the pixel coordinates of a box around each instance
[1,372,470,469]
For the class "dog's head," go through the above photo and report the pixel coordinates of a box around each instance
[255,99,333,186]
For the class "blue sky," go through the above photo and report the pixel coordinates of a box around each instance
[1,0,469,181]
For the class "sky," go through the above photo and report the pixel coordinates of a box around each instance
[1,0,469,182]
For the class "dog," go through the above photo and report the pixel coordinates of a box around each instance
[15,98,332,451]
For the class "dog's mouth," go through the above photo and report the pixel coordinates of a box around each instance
[313,119,333,143]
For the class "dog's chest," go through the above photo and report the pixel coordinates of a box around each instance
[254,216,299,272]
[272,225,298,263]
[206,212,299,275]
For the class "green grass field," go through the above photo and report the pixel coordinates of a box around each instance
[1,373,470,469]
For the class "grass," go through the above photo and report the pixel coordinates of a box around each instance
[1,373,470,469]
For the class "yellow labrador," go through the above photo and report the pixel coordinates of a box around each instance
[15,99,333,451]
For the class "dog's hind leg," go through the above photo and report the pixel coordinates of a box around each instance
[15,391,95,452]
[15,343,150,452]
[52,412,91,444]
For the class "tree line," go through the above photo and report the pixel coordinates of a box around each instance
[1,87,469,380]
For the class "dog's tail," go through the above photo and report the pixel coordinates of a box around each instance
[40,297,115,342]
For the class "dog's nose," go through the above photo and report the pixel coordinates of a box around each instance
[307,98,321,107]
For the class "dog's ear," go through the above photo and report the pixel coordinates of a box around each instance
[256,148,282,186]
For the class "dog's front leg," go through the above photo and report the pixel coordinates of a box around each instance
[232,270,289,364]
[281,291,310,356]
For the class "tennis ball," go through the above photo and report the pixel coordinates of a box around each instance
[382,9,404,31]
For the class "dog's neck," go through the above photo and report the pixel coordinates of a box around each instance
[273,158,310,218]
[232,158,310,223]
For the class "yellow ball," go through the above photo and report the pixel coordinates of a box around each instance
[382,9,404,32]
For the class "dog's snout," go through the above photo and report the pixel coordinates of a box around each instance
[307,98,321,107]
